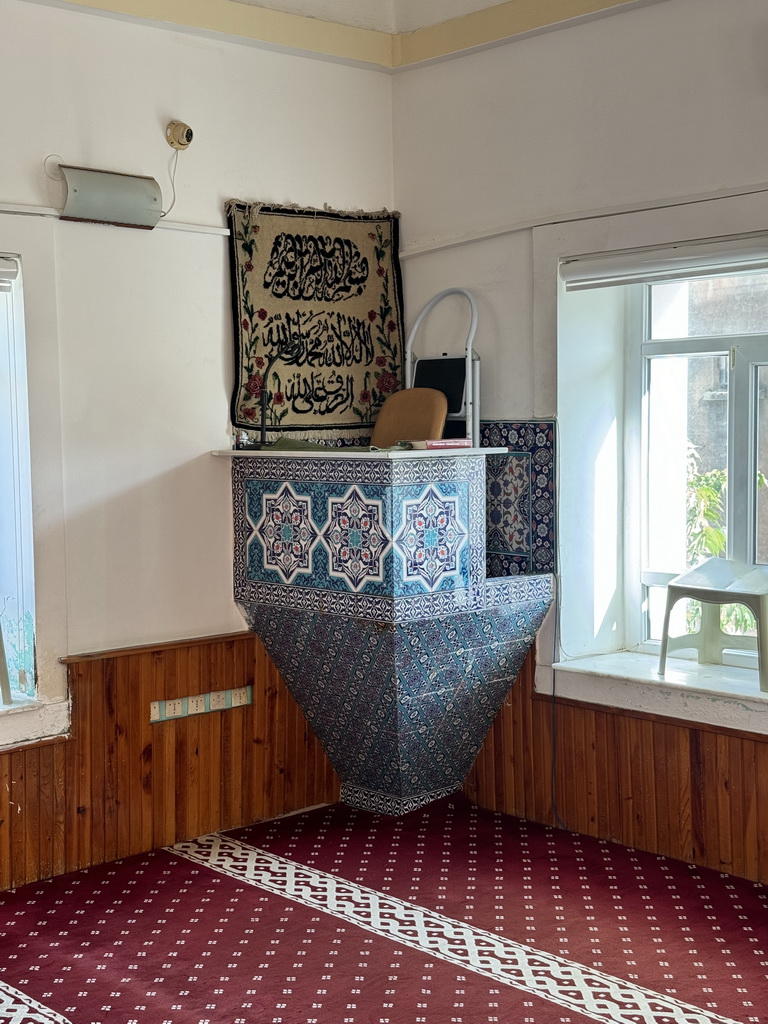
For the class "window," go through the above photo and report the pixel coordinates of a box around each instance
[531,204,768,727]
[0,215,68,749]
[641,273,768,650]
[556,234,768,679]
[0,254,36,706]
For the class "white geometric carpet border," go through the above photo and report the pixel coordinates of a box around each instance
[169,834,741,1024]
[0,980,73,1024]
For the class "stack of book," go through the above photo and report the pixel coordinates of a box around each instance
[404,438,473,450]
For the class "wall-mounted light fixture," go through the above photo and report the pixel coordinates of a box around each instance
[50,120,193,229]
[59,164,163,230]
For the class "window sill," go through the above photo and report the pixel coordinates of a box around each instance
[1,693,39,713]
[536,651,768,735]
[0,697,70,751]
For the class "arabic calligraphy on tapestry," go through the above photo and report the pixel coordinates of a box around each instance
[227,203,405,442]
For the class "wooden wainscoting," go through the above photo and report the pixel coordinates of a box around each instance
[463,651,768,884]
[3,635,768,892]
[0,632,338,892]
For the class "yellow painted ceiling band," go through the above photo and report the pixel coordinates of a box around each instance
[44,0,658,67]
[396,0,649,66]
[54,0,395,66]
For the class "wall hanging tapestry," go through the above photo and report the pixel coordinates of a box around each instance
[226,201,405,444]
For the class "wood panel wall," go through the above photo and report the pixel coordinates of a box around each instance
[463,653,768,885]
[2,633,767,892]
[0,632,338,892]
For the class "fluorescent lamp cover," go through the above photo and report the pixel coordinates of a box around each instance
[60,165,162,230]
[560,233,768,290]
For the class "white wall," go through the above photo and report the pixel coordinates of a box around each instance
[1,0,393,671]
[5,0,768,737]
[393,0,768,419]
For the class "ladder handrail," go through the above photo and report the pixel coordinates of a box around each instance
[404,288,478,444]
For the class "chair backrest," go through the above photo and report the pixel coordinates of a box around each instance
[369,388,448,448]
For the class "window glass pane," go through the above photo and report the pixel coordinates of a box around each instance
[757,365,768,565]
[646,585,669,641]
[0,269,35,703]
[646,354,728,574]
[651,273,768,339]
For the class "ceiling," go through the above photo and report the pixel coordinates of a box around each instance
[30,0,670,68]
[230,0,505,35]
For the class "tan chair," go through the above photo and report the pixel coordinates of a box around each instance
[369,387,448,449]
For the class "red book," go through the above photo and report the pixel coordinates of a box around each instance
[406,437,473,449]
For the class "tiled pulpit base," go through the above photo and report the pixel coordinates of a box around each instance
[231,451,553,815]
[243,582,550,815]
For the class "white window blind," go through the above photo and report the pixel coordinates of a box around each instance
[559,233,768,290]
[0,256,19,293]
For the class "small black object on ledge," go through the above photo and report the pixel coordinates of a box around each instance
[234,389,273,450]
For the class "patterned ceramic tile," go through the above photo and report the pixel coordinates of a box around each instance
[480,420,556,576]
[244,477,392,595]
[254,483,318,583]
[245,579,552,814]
[321,485,390,592]
[237,581,484,624]
[486,454,529,552]
[233,454,487,617]
[394,484,468,592]
[233,453,394,486]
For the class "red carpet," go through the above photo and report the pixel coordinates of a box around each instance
[1,796,766,1023]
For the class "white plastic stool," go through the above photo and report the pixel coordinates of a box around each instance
[658,556,768,692]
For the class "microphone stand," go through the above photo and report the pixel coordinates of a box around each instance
[235,388,272,450]
[260,388,268,446]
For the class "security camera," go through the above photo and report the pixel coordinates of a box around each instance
[166,121,193,150]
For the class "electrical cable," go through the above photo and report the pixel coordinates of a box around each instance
[160,149,179,219]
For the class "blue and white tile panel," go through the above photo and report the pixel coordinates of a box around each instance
[394,484,468,591]
[480,420,556,577]
[233,454,486,621]
[322,485,390,592]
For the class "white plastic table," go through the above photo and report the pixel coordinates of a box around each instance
[658,556,768,692]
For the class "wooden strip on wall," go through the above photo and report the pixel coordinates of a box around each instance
[757,741,768,882]
[0,632,338,891]
[36,744,54,881]
[465,648,768,884]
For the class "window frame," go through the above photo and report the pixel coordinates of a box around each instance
[730,338,768,564]
[0,252,36,704]
[532,195,768,729]
[0,214,68,751]
[633,280,768,654]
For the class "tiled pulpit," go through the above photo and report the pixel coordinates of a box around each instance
[221,447,553,814]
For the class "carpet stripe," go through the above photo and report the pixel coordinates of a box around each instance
[169,833,742,1024]
[0,979,73,1024]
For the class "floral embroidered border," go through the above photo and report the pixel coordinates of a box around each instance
[226,202,405,443]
